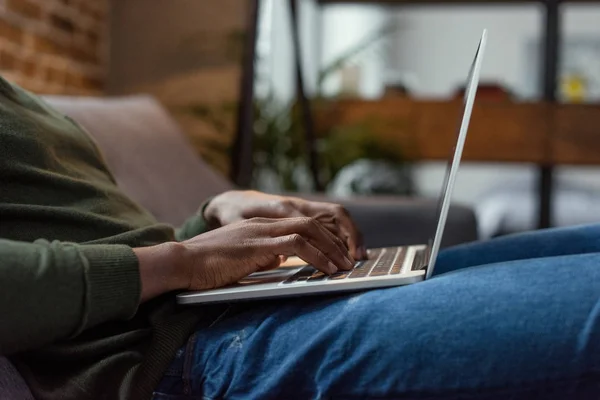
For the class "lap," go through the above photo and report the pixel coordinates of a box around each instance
[435,223,600,275]
[155,253,600,400]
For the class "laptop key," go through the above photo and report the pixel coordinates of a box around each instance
[307,272,328,282]
[349,269,369,279]
[283,266,316,284]
[367,248,382,258]
[369,270,389,277]
[349,251,383,278]
[329,271,349,280]
[390,249,407,274]
[368,249,396,276]
[390,264,403,274]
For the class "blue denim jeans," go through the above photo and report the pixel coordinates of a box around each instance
[153,224,600,399]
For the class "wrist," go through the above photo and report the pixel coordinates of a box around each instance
[134,241,189,303]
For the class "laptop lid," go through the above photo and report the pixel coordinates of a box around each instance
[425,29,488,279]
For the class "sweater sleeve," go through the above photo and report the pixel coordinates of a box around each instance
[0,239,140,355]
[175,198,213,241]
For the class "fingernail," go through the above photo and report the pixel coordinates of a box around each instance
[328,262,338,274]
[360,246,368,259]
[345,257,354,268]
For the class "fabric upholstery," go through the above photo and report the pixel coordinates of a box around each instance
[302,194,477,248]
[44,95,233,226]
[43,95,478,247]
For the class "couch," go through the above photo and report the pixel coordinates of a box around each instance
[0,94,478,399]
[44,94,478,248]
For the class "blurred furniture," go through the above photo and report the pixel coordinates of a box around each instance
[311,1,578,231]
[1,93,478,399]
[316,98,600,238]
[475,177,600,238]
[231,0,323,190]
[44,94,478,248]
[232,0,596,229]
[314,98,600,165]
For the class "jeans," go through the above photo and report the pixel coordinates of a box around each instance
[153,224,600,399]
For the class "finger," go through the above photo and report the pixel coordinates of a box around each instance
[271,234,339,274]
[284,217,353,269]
[283,214,351,261]
[315,219,346,248]
[257,257,283,272]
[255,197,305,219]
[314,219,354,263]
[269,218,354,271]
[295,210,349,255]
[303,203,366,260]
[308,213,340,234]
[276,201,352,257]
[262,215,346,262]
[331,206,366,260]
[250,216,353,266]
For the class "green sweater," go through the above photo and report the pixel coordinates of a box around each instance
[0,77,211,399]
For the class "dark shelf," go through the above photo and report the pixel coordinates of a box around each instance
[230,0,600,227]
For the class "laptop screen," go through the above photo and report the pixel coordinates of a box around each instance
[425,30,487,279]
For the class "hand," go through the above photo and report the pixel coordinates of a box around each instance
[134,217,355,301]
[204,190,367,260]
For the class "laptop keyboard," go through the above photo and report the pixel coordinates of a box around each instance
[282,247,424,285]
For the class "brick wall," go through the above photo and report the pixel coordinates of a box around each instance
[0,0,108,95]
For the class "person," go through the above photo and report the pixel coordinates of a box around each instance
[0,75,598,400]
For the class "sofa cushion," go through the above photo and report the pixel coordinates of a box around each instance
[43,95,233,226]
[301,194,478,248]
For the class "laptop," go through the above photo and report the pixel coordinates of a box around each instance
[177,29,487,305]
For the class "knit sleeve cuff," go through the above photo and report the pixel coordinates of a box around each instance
[78,244,141,332]
[175,198,212,241]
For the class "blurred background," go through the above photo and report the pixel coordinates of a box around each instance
[2,0,600,240]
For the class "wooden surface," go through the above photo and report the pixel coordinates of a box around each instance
[313,98,600,165]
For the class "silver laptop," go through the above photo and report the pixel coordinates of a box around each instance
[177,29,487,305]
